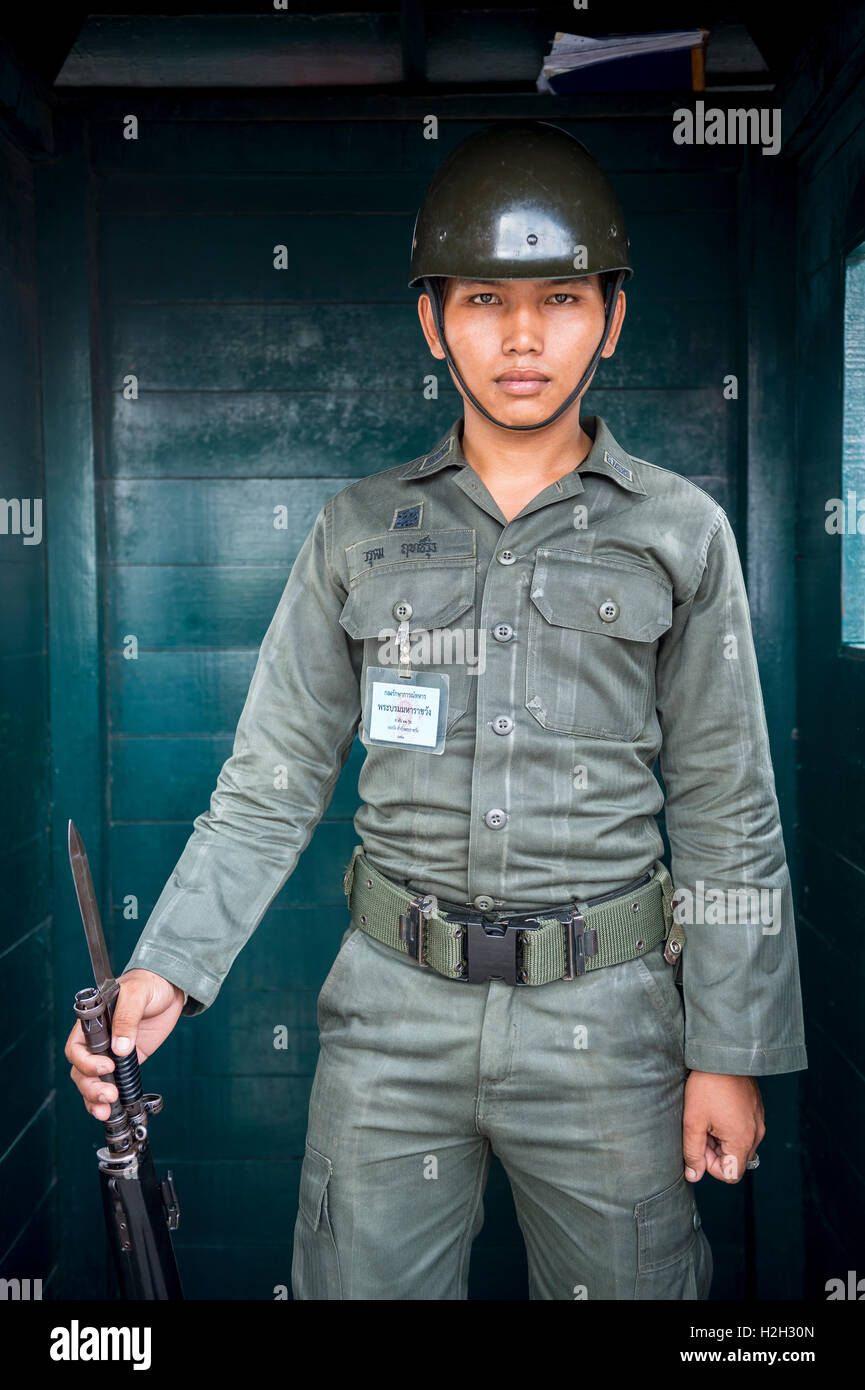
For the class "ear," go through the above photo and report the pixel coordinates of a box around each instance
[417,288,447,360]
[600,289,627,359]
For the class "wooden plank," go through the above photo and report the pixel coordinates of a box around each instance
[99,386,734,490]
[400,0,426,86]
[166,1159,302,1250]
[0,655,50,848]
[109,654,258,734]
[85,106,745,173]
[99,207,731,302]
[103,389,463,479]
[737,139,804,1303]
[117,1075,314,1158]
[0,1102,54,1262]
[109,730,362,818]
[0,269,41,490]
[0,928,51,1059]
[0,1183,58,1285]
[101,296,731,395]
[109,820,358,910]
[112,901,355,999]
[773,1,865,161]
[0,1013,53,1160]
[105,477,339,564]
[97,168,735,219]
[108,563,320,647]
[34,115,109,1299]
[108,652,362,736]
[0,833,52,955]
[108,731,361,823]
[0,562,48,654]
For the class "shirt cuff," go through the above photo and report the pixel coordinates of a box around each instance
[119,942,217,1016]
[684,1040,809,1076]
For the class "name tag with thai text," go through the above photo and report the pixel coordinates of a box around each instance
[363,668,449,754]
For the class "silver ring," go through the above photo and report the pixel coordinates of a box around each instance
[746,1153,760,1171]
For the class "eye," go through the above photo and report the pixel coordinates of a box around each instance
[469,292,499,305]
[548,292,576,304]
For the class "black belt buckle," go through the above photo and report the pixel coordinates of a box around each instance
[557,908,598,979]
[448,911,542,985]
[398,894,435,966]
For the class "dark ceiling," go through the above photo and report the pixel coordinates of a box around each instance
[0,3,844,95]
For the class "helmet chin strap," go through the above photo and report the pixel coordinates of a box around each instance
[423,270,626,432]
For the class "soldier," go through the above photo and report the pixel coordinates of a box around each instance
[65,121,807,1300]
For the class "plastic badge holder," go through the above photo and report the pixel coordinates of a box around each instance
[363,667,450,755]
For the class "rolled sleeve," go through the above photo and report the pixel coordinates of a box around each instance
[120,496,362,1013]
[655,509,808,1076]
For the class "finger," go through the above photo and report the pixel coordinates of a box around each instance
[64,1021,84,1065]
[111,979,152,1058]
[705,1146,746,1183]
[67,1039,117,1077]
[69,1065,118,1120]
[682,1124,708,1181]
[75,1070,119,1106]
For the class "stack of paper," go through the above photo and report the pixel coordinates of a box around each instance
[538,29,707,93]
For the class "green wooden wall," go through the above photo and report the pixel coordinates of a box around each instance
[0,125,57,1293]
[794,55,865,1295]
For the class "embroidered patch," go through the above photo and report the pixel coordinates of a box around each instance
[603,449,633,482]
[345,527,476,579]
[419,437,454,470]
[391,503,423,530]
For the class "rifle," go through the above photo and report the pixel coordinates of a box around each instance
[68,819,184,1300]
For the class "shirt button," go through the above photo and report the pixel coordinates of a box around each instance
[492,622,515,642]
[492,715,514,735]
[693,1210,702,1231]
[598,599,619,622]
[484,808,508,829]
[393,600,413,620]
[497,549,517,565]
[473,894,496,911]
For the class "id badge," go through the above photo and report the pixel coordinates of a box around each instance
[363,667,449,754]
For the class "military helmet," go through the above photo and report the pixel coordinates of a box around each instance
[408,120,632,288]
[409,121,631,432]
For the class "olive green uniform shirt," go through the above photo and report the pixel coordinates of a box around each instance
[122,414,808,1077]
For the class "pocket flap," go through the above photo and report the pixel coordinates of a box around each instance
[530,549,672,643]
[298,1143,333,1232]
[339,561,476,640]
[634,1172,698,1272]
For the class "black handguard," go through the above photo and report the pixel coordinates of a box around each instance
[69,819,184,1301]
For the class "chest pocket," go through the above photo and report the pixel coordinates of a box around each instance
[526,549,673,741]
[339,559,478,733]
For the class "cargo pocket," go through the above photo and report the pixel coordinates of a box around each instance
[339,554,478,733]
[526,548,672,740]
[291,1142,343,1300]
[633,1172,701,1300]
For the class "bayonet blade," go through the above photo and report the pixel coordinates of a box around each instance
[68,819,118,1006]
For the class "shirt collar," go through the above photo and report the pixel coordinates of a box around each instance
[399,415,647,497]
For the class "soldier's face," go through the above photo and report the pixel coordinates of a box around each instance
[418,275,625,427]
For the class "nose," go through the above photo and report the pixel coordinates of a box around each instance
[500,302,544,354]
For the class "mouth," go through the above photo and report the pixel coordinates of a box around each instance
[495,370,551,396]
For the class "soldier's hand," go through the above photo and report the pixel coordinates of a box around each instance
[682,1071,766,1183]
[65,969,185,1121]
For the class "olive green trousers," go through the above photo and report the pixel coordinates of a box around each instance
[291,924,713,1300]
